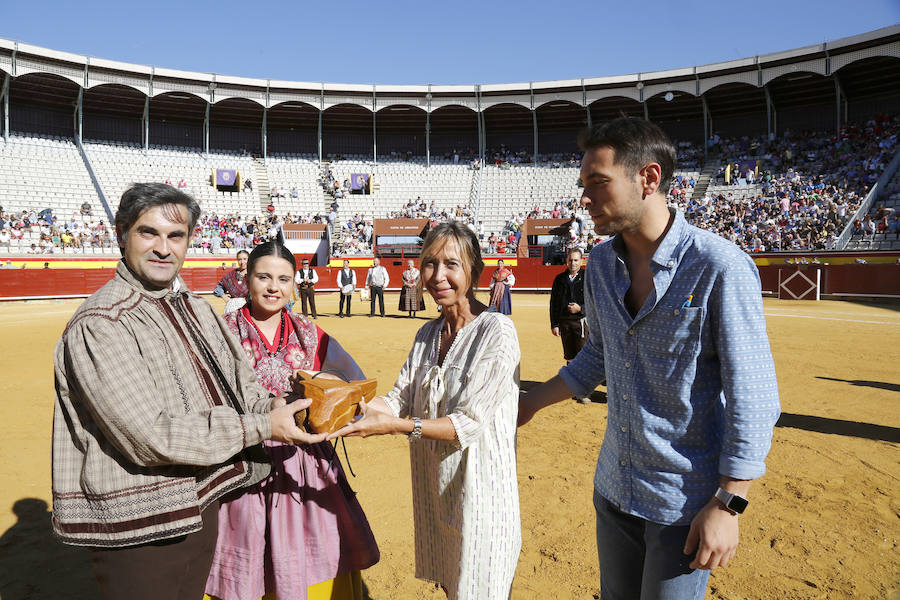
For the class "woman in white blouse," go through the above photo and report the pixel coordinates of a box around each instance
[330,221,522,600]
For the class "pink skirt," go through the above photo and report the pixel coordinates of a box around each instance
[206,440,380,600]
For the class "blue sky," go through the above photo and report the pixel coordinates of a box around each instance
[2,1,898,85]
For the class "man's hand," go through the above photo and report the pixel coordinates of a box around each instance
[683,499,740,570]
[567,302,582,314]
[269,399,327,445]
[551,326,560,337]
[271,393,288,409]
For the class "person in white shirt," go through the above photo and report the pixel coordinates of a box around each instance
[336,259,357,318]
[294,257,319,319]
[365,257,390,317]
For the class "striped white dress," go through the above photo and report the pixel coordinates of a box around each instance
[384,311,522,600]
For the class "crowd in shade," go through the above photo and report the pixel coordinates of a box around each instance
[675,115,899,252]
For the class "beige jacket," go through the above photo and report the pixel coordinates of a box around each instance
[52,261,273,547]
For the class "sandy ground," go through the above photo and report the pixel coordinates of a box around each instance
[0,291,898,600]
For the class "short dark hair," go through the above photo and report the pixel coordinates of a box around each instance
[115,183,201,246]
[578,117,676,194]
[247,240,296,275]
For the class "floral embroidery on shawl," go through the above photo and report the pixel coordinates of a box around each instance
[225,308,319,394]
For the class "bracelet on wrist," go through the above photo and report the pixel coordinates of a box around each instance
[407,417,422,441]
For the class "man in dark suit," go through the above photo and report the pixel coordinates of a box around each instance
[549,248,590,403]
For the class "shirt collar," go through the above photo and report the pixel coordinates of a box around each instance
[116,259,187,300]
[650,209,688,269]
[610,208,688,270]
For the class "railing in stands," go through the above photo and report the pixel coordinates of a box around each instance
[837,146,900,250]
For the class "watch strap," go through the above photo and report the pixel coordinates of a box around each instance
[714,487,748,514]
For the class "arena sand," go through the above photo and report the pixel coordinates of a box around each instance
[0,292,897,599]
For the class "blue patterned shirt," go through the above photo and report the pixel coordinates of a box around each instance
[560,209,780,526]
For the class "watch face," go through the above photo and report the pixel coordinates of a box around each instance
[729,495,749,514]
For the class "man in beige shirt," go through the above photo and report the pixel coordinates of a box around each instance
[52,183,324,600]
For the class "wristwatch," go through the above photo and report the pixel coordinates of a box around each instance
[408,417,422,442]
[714,487,749,514]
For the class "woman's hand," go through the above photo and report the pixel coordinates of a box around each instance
[327,399,404,440]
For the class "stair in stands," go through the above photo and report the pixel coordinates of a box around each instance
[319,161,340,233]
[690,155,720,203]
[253,157,270,212]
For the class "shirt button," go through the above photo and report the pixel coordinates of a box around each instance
[620,425,627,433]
[628,329,635,335]
[622,394,628,400]
[625,361,631,368]
[620,459,627,467]
[674,309,680,315]
[667,260,675,267]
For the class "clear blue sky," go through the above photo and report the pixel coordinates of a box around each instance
[2,1,898,85]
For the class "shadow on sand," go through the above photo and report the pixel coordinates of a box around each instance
[0,498,380,599]
[0,498,99,600]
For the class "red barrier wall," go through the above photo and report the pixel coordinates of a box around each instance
[0,268,224,299]
[1,258,898,300]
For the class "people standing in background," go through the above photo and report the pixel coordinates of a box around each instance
[294,257,319,319]
[549,248,591,404]
[214,249,250,313]
[337,259,356,318]
[365,257,389,317]
[488,259,514,315]
[399,258,425,318]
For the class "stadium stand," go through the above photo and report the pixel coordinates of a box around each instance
[84,142,259,219]
[1,27,898,259]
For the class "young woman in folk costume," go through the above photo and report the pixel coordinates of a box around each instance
[488,258,514,315]
[205,241,379,600]
[399,258,426,317]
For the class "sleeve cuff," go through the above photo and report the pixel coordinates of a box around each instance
[241,413,271,447]
[718,453,767,480]
[558,364,591,399]
[383,393,402,418]
[446,413,472,450]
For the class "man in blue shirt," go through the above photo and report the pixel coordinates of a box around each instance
[519,118,780,600]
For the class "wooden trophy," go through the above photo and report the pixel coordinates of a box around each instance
[291,371,377,434]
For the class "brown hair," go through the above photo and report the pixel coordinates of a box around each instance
[419,221,484,295]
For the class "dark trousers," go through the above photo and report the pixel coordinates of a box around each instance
[559,318,588,361]
[369,286,385,316]
[340,293,352,316]
[88,504,218,600]
[299,286,317,318]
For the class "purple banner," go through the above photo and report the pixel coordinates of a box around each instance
[216,169,237,186]
[350,173,370,191]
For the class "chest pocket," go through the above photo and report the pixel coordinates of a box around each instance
[640,306,704,387]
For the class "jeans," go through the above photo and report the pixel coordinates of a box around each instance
[594,489,709,600]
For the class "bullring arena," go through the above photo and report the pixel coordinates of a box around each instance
[1,21,900,600]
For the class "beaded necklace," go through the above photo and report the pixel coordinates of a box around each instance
[247,309,287,357]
